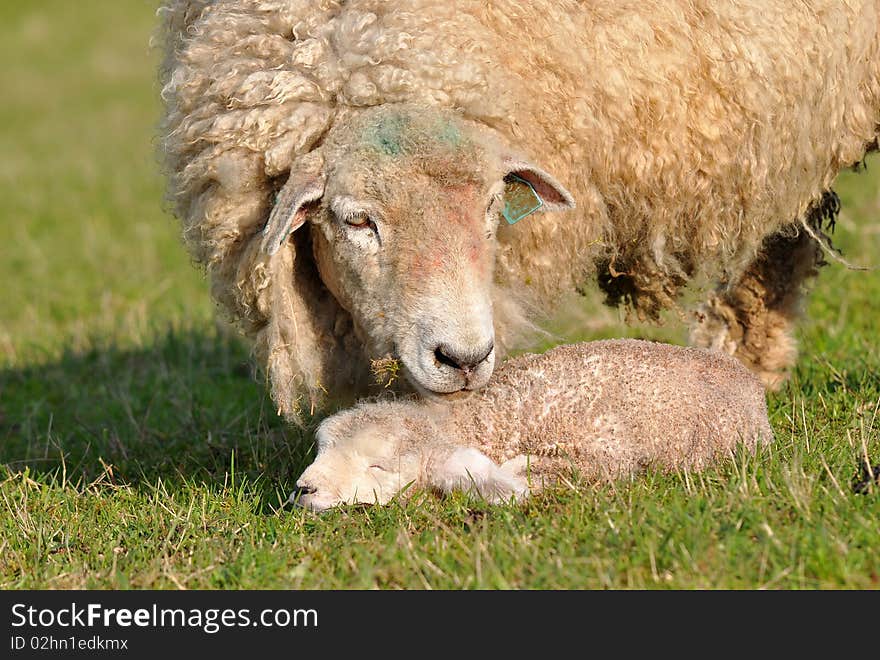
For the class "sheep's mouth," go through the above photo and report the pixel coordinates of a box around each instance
[398,360,475,400]
[406,372,478,402]
[424,388,474,401]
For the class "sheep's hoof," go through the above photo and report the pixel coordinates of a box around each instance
[853,463,880,494]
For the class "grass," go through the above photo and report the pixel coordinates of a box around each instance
[1,1,879,590]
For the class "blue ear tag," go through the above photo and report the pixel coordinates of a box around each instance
[503,174,543,224]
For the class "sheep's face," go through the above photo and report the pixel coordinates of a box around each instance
[264,105,574,396]
[292,416,420,512]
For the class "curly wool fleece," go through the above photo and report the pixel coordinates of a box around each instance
[159,1,880,418]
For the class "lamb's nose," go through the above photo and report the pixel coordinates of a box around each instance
[291,485,317,502]
[434,341,494,374]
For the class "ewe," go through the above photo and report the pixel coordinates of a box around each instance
[292,340,772,511]
[160,1,880,420]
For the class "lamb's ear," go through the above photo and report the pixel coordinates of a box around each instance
[503,156,576,214]
[432,447,529,503]
[261,152,325,256]
[499,454,529,477]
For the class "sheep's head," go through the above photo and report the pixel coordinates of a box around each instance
[291,402,529,512]
[263,104,574,397]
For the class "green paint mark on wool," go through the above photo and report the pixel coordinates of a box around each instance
[367,114,409,156]
[434,118,462,148]
[364,113,466,157]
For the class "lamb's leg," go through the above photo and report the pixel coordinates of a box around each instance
[430,448,530,503]
[689,198,836,389]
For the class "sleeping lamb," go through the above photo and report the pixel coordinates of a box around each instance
[292,339,773,511]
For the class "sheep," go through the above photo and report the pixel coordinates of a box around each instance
[159,1,880,421]
[291,339,773,511]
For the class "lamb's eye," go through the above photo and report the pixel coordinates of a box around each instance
[369,464,387,472]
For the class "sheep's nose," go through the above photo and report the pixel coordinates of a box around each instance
[433,341,494,374]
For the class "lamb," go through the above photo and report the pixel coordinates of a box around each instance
[159,1,880,421]
[292,339,773,511]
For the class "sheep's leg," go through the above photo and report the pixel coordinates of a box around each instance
[689,202,834,390]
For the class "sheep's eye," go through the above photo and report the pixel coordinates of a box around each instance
[345,213,374,229]
[369,464,387,472]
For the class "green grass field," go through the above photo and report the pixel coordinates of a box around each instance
[2,2,878,589]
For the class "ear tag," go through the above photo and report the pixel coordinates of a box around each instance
[503,174,543,224]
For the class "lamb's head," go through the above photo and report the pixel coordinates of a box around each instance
[291,405,423,512]
[263,104,574,396]
[292,402,530,512]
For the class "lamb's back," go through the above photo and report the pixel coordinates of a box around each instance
[454,339,771,484]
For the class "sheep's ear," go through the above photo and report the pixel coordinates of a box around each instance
[432,448,529,503]
[502,156,576,216]
[261,153,325,256]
